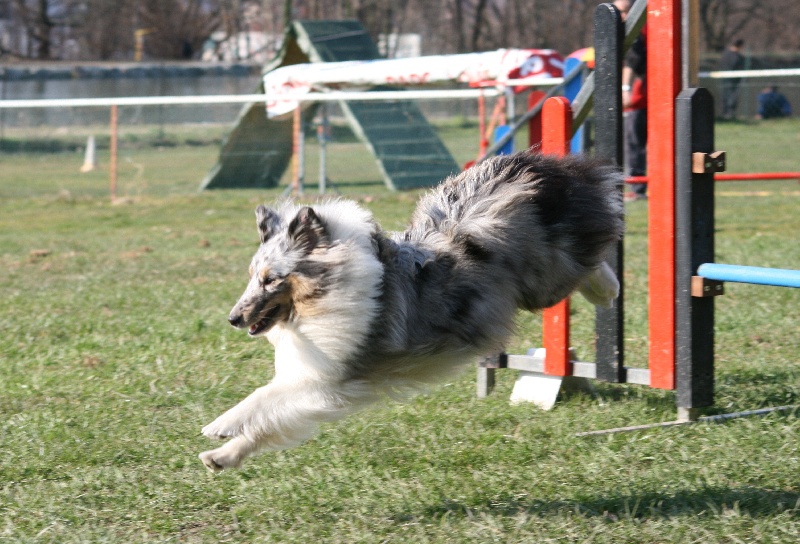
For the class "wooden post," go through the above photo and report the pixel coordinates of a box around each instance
[541,96,572,377]
[478,91,487,156]
[109,104,118,202]
[291,105,304,195]
[317,104,328,194]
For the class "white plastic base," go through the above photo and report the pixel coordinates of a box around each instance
[509,349,595,409]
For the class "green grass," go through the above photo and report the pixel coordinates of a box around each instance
[1,119,799,542]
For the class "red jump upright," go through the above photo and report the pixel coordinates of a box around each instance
[541,96,573,377]
[647,0,682,390]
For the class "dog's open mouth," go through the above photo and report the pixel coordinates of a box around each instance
[248,305,282,336]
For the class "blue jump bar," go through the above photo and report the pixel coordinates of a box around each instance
[698,263,800,288]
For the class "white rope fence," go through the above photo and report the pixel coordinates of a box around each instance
[699,68,800,79]
[1,85,534,201]
[0,68,793,200]
[0,69,795,109]
[0,88,509,109]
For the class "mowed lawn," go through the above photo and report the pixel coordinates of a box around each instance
[0,118,798,542]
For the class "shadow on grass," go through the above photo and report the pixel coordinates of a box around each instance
[406,486,799,522]
[590,382,676,410]
[716,370,800,408]
[588,367,799,417]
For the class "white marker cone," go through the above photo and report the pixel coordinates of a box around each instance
[80,135,97,173]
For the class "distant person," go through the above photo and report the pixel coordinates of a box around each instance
[756,86,792,119]
[718,39,745,120]
[615,0,648,202]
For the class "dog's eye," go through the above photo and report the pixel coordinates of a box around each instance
[262,275,279,288]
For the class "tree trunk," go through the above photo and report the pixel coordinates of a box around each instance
[470,0,488,52]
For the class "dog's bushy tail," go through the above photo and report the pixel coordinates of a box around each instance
[408,151,624,311]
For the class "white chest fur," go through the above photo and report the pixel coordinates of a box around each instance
[268,324,342,382]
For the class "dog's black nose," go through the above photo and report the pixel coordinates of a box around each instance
[228,314,244,328]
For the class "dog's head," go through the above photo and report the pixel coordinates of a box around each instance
[228,204,330,336]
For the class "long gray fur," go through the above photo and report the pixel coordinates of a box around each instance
[199,151,624,472]
[368,151,624,361]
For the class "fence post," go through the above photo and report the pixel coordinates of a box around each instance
[593,2,626,382]
[478,91,488,156]
[291,105,304,195]
[675,87,716,420]
[317,103,329,194]
[109,104,118,202]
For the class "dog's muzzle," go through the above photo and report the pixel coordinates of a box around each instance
[228,313,246,328]
[229,304,284,336]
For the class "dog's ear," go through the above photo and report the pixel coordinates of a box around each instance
[288,206,329,253]
[255,205,281,243]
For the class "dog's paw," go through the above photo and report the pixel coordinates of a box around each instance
[201,424,236,440]
[579,262,620,308]
[201,417,241,440]
[199,447,242,473]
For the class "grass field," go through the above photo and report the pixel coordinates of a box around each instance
[1,118,799,542]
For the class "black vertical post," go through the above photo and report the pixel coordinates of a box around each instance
[676,88,715,416]
[593,4,625,382]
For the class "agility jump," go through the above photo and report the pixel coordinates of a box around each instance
[478,0,798,425]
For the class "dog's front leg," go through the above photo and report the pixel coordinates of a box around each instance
[199,435,257,472]
[201,385,269,440]
[199,379,367,472]
[199,385,275,473]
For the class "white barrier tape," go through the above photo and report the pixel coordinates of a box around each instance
[0,87,508,109]
[699,68,800,79]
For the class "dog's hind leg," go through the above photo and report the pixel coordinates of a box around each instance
[577,261,620,308]
[199,379,375,472]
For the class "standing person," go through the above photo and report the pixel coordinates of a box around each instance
[615,0,648,202]
[719,39,745,120]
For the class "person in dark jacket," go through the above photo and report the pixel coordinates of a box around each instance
[756,86,792,119]
[719,39,745,120]
[615,0,648,201]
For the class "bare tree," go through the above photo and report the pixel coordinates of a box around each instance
[468,0,488,51]
[5,0,83,59]
[698,0,761,52]
[137,0,222,59]
[79,0,136,60]
[3,0,800,62]
[334,0,410,56]
[718,0,800,54]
